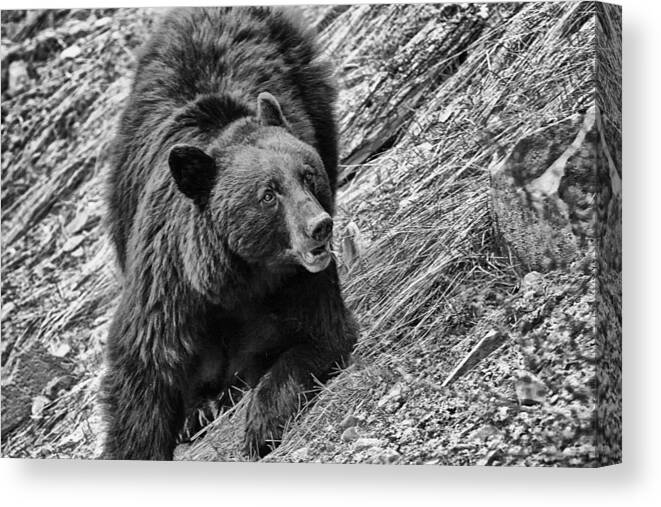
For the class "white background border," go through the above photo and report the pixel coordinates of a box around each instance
[1,0,658,505]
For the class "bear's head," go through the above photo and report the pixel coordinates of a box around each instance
[169,92,335,289]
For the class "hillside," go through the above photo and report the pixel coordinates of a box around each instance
[1,3,621,466]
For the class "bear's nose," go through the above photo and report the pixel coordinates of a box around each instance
[309,214,333,242]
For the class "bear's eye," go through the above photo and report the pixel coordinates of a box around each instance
[303,170,315,185]
[262,190,276,204]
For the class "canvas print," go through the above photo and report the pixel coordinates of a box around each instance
[1,2,621,466]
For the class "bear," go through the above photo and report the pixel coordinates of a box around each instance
[101,6,358,460]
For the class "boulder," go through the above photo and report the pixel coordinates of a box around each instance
[1,343,74,438]
[490,105,600,272]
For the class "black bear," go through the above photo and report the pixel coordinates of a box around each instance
[101,6,358,460]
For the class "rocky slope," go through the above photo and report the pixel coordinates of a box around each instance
[1,3,621,465]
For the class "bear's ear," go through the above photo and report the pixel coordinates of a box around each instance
[256,92,290,129]
[168,145,217,207]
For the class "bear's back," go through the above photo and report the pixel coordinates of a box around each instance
[130,8,322,125]
[107,7,338,271]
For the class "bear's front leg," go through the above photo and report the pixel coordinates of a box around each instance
[101,359,187,460]
[243,266,357,458]
[100,291,191,460]
[243,347,323,458]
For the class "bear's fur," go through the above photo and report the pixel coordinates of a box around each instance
[101,7,357,460]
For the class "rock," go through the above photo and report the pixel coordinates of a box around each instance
[338,414,360,431]
[469,424,501,441]
[1,344,74,436]
[377,383,405,411]
[66,20,91,37]
[65,209,91,235]
[48,342,71,358]
[290,447,309,461]
[62,234,84,253]
[494,406,511,422]
[354,438,384,451]
[477,448,503,466]
[8,60,29,93]
[374,448,401,464]
[94,17,113,28]
[515,371,548,406]
[31,395,50,420]
[61,45,82,59]
[562,427,576,441]
[1,301,16,321]
[341,426,359,442]
[490,105,600,272]
[521,271,543,290]
[400,427,418,442]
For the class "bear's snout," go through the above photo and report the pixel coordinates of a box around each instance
[309,214,333,242]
